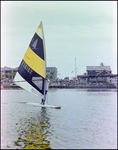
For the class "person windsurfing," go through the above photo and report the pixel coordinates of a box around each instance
[40,75,50,105]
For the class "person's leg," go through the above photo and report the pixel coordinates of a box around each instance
[40,99,44,104]
[43,90,47,104]
[42,99,45,104]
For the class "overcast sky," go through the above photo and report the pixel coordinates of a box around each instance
[1,1,117,79]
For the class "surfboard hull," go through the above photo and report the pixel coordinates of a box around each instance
[27,102,61,109]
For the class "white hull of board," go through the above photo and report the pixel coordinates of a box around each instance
[27,102,61,109]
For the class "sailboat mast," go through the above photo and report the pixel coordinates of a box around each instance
[75,57,76,79]
[41,21,46,78]
[40,21,47,98]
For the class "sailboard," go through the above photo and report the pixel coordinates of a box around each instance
[27,102,61,109]
[13,21,61,109]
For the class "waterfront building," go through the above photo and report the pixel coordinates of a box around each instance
[1,66,18,80]
[86,66,112,76]
[1,66,18,74]
[77,66,117,84]
[1,66,57,80]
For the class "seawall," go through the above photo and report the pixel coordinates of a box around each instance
[2,83,116,89]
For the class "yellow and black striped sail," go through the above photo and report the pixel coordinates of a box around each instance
[14,22,46,96]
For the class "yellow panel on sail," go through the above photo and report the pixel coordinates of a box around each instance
[23,46,45,78]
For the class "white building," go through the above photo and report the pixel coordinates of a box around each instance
[1,66,57,80]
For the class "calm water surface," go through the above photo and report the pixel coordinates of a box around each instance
[1,88,117,149]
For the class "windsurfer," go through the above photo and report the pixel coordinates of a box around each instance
[41,75,50,105]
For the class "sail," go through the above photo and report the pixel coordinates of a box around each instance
[14,22,46,97]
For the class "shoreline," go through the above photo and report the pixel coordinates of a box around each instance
[50,84,116,88]
[1,84,117,89]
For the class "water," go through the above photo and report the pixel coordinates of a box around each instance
[1,88,117,149]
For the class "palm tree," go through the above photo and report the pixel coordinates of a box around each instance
[64,77,69,80]
[1,73,5,80]
[6,71,16,79]
[100,62,104,66]
[72,77,76,80]
[50,71,55,79]
[11,71,16,79]
[6,72,12,79]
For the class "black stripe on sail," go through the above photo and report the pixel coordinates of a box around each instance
[29,33,44,60]
[18,60,45,95]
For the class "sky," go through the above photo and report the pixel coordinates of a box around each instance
[1,1,117,79]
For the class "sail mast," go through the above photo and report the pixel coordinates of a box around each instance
[75,57,76,79]
[41,21,46,78]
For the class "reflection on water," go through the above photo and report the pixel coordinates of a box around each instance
[14,108,53,149]
[1,89,117,149]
